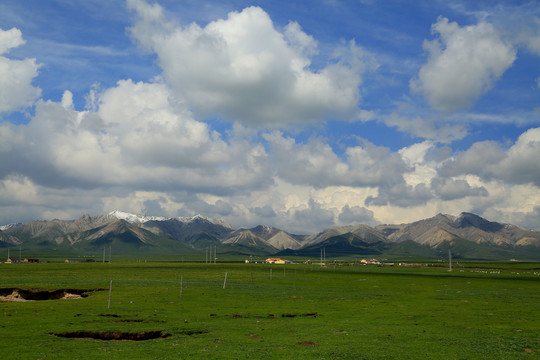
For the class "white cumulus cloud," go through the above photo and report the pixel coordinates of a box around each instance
[127,1,368,126]
[263,132,409,188]
[0,28,41,113]
[0,79,272,195]
[411,17,516,112]
[440,127,540,187]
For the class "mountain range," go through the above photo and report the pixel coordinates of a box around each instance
[1,210,540,260]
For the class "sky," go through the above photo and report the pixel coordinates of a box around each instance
[0,0,539,234]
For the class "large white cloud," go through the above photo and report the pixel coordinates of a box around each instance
[0,79,272,195]
[0,28,41,113]
[440,127,540,187]
[489,127,540,186]
[430,177,488,201]
[263,131,409,188]
[411,17,516,112]
[127,0,369,126]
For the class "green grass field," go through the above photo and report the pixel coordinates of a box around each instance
[1,261,539,359]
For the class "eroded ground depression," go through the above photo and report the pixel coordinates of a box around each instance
[0,287,103,302]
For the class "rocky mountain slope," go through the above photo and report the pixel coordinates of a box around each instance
[376,212,540,248]
[1,211,539,260]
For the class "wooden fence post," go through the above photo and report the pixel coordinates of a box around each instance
[107,280,112,309]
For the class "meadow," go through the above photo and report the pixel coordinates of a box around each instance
[0,260,539,359]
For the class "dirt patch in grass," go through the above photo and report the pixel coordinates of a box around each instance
[0,288,103,302]
[119,319,144,323]
[214,312,317,319]
[296,341,318,346]
[179,330,209,336]
[282,312,318,318]
[50,330,170,341]
[99,313,121,318]
[96,314,161,323]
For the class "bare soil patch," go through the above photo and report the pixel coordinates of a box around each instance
[0,288,103,302]
[296,341,319,346]
[282,312,318,318]
[50,330,170,341]
[95,314,162,323]
[179,329,209,336]
[99,313,121,318]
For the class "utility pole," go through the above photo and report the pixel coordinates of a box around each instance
[448,249,452,272]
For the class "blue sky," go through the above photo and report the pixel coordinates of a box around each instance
[0,0,539,233]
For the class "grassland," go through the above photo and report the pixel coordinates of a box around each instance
[1,261,539,359]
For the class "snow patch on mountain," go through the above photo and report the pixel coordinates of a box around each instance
[0,223,22,231]
[108,210,232,228]
[108,210,167,224]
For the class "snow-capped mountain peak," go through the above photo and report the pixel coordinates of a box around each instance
[108,210,167,224]
[108,210,232,228]
[176,214,233,228]
[0,223,22,231]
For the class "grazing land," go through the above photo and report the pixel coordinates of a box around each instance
[0,261,539,359]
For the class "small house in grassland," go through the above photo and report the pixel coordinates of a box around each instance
[5,257,22,264]
[360,258,380,265]
[265,258,289,264]
[24,258,39,263]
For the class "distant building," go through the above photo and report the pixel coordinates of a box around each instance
[360,258,380,265]
[24,258,39,263]
[265,258,289,264]
[65,259,82,263]
[5,257,22,264]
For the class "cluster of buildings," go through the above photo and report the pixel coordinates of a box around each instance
[3,257,40,264]
[247,257,385,265]
[360,258,381,265]
[264,258,290,264]
[3,257,97,264]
